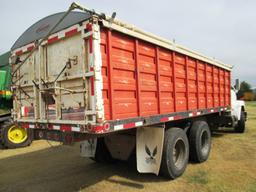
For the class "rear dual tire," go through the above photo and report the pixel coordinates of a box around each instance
[91,121,211,180]
[189,121,211,163]
[160,121,211,179]
[160,128,189,179]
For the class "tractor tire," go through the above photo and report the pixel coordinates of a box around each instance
[160,128,189,179]
[0,119,33,149]
[189,120,211,163]
[235,111,246,133]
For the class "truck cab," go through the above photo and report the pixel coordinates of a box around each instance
[231,86,247,132]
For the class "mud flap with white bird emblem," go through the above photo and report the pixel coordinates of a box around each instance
[80,138,97,157]
[136,125,165,175]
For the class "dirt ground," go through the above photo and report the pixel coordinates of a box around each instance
[0,102,256,192]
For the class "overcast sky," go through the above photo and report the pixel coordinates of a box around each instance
[1,0,255,86]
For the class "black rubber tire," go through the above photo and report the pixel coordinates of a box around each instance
[0,128,4,149]
[90,137,114,163]
[160,128,189,179]
[235,111,245,133]
[189,121,211,163]
[0,120,33,149]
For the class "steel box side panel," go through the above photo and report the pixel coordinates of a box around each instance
[158,49,174,114]
[100,29,138,120]
[100,29,111,120]
[138,41,158,116]
[100,27,231,121]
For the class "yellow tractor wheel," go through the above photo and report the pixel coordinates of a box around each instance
[7,125,28,144]
[0,120,33,149]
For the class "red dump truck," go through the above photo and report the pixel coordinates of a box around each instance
[10,3,246,179]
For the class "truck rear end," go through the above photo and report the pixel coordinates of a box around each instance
[10,3,246,179]
[12,12,99,135]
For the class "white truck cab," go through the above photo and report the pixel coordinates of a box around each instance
[230,86,247,132]
[231,87,245,120]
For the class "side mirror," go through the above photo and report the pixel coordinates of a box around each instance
[236,90,244,100]
[235,79,240,91]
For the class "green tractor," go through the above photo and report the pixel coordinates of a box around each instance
[0,51,33,148]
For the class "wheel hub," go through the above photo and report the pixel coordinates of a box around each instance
[173,138,186,169]
[201,130,210,155]
[7,125,28,144]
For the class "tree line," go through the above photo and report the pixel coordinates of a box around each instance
[237,81,256,101]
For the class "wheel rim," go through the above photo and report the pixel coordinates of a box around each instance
[201,130,210,155]
[7,125,28,144]
[173,138,186,169]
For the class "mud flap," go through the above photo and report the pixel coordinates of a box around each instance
[80,138,97,157]
[136,125,165,175]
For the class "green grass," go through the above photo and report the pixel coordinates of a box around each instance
[187,170,209,185]
[248,183,256,192]
[246,101,256,107]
